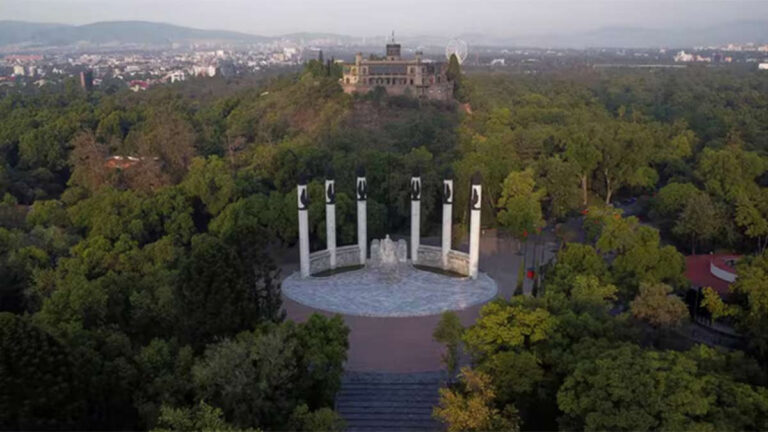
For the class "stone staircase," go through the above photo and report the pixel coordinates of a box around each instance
[336,371,446,431]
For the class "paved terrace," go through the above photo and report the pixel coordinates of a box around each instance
[277,230,557,372]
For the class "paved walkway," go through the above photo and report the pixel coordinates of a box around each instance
[280,229,557,372]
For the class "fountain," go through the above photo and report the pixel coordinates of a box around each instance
[371,235,407,267]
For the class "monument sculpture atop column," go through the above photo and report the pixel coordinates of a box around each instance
[356,167,367,266]
[469,172,482,279]
[292,166,485,281]
[410,173,421,263]
[284,168,497,317]
[325,171,337,270]
[442,171,453,270]
[297,176,310,278]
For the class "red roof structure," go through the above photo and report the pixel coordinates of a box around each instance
[685,254,740,297]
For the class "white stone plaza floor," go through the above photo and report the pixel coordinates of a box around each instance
[282,264,498,317]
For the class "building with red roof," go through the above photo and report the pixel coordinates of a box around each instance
[685,254,740,298]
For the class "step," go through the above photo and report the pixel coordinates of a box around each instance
[336,372,445,432]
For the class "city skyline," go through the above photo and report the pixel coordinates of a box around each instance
[2,0,768,38]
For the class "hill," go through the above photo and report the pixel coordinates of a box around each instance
[0,20,269,48]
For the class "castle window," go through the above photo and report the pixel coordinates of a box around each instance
[345,78,350,84]
[410,79,413,85]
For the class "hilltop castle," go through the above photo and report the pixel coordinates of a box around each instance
[341,38,453,101]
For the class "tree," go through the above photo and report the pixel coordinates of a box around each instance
[285,404,345,432]
[134,108,197,183]
[653,182,702,219]
[191,326,302,429]
[538,156,581,219]
[68,130,112,192]
[734,188,768,253]
[558,343,768,431]
[294,314,349,408]
[673,192,719,254]
[0,312,82,430]
[558,345,711,431]
[433,367,520,432]
[595,121,658,204]
[597,216,686,294]
[695,146,766,203]
[728,254,768,363]
[630,282,689,328]
[564,123,603,206]
[191,318,348,430]
[463,299,558,358]
[175,233,281,347]
[477,351,544,405]
[433,311,464,375]
[182,156,235,215]
[497,168,545,239]
[152,401,258,432]
[569,275,618,310]
[446,54,468,102]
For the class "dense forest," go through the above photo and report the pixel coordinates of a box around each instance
[1,58,767,431]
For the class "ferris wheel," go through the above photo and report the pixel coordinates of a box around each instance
[445,39,469,64]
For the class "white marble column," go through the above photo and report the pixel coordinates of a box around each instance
[410,176,421,263]
[469,173,482,279]
[356,171,367,265]
[297,180,310,278]
[442,178,453,269]
[325,178,336,269]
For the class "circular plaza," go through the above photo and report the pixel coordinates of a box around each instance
[282,263,498,317]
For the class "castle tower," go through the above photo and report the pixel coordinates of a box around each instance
[386,31,401,60]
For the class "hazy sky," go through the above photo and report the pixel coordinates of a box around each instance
[2,0,767,37]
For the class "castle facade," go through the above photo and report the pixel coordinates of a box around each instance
[341,41,453,101]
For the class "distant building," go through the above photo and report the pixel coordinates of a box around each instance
[129,80,149,92]
[490,58,506,66]
[674,50,694,62]
[12,65,25,76]
[341,38,453,101]
[166,71,186,83]
[105,156,141,170]
[192,65,217,77]
[80,70,94,90]
[759,63,768,70]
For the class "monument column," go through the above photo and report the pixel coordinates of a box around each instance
[325,175,337,269]
[356,167,367,265]
[297,177,310,278]
[442,176,453,269]
[469,172,482,279]
[410,175,421,263]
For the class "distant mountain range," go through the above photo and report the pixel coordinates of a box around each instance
[0,21,269,48]
[1,20,767,50]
